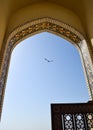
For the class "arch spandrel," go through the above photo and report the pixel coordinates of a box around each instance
[0,17,93,119]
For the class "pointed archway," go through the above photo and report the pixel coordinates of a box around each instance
[0,17,93,118]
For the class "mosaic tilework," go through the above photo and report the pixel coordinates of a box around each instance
[0,17,93,118]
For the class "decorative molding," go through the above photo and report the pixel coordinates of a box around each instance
[78,40,93,99]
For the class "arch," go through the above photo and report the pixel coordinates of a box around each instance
[0,17,93,119]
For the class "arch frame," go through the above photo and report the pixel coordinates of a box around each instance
[0,17,93,118]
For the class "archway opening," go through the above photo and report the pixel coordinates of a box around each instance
[0,32,89,130]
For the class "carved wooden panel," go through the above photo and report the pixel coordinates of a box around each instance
[51,102,93,130]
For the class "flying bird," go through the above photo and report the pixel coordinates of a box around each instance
[44,58,53,62]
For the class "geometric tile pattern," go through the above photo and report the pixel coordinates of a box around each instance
[0,17,93,119]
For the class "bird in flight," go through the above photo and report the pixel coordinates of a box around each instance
[44,58,53,62]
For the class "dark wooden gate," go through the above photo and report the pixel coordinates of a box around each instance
[51,102,93,130]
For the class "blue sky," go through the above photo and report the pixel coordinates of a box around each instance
[0,32,89,130]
